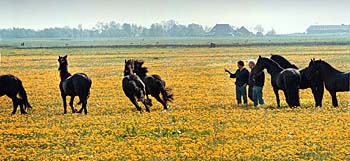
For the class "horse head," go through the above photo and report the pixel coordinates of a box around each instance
[252,56,267,75]
[124,59,135,76]
[133,60,148,76]
[306,58,322,81]
[58,55,68,71]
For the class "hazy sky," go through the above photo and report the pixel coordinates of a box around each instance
[1,0,349,34]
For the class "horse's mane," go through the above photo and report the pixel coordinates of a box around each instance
[313,60,342,73]
[133,60,148,75]
[260,57,283,68]
[270,54,298,69]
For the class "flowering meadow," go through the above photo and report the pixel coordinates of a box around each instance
[0,46,349,160]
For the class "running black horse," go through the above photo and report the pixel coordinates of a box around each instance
[58,55,92,114]
[132,60,173,110]
[270,54,324,107]
[251,56,301,107]
[0,74,32,114]
[306,59,350,107]
[123,60,152,112]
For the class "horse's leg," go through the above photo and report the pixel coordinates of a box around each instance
[154,94,167,110]
[295,88,300,107]
[317,83,324,107]
[69,96,77,113]
[19,100,27,114]
[329,91,338,107]
[284,90,292,108]
[312,88,320,107]
[142,101,150,112]
[129,97,142,112]
[273,88,280,107]
[82,101,88,115]
[77,95,86,114]
[144,89,153,106]
[61,94,67,114]
[11,97,19,115]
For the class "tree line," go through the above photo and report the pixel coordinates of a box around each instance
[0,20,274,38]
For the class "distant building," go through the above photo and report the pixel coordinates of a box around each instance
[307,24,350,34]
[234,26,254,36]
[209,24,234,36]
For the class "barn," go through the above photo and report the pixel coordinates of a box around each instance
[307,24,350,34]
[209,24,234,36]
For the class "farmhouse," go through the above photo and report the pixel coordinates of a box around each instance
[209,24,234,36]
[307,24,350,34]
[234,26,254,36]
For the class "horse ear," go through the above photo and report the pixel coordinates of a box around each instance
[58,56,61,58]
[63,55,67,59]
[125,59,127,63]
[259,55,261,58]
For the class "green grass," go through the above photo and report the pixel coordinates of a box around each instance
[2,34,350,48]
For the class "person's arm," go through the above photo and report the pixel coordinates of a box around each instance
[225,68,236,78]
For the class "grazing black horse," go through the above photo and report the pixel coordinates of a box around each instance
[306,59,350,107]
[0,74,32,114]
[270,54,324,107]
[123,60,152,112]
[58,55,92,114]
[132,60,173,110]
[251,56,301,107]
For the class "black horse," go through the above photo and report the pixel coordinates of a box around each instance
[270,54,324,107]
[58,55,92,114]
[270,54,298,69]
[306,59,350,107]
[132,60,173,110]
[0,74,32,114]
[123,60,152,112]
[251,56,301,107]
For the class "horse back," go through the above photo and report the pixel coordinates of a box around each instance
[0,74,21,96]
[62,73,92,96]
[276,69,301,89]
[325,72,350,91]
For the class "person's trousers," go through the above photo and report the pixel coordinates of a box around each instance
[252,86,264,106]
[236,85,247,104]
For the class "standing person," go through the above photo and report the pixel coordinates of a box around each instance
[248,60,265,107]
[225,60,249,105]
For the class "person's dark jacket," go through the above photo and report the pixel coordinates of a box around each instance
[250,70,265,87]
[230,68,249,87]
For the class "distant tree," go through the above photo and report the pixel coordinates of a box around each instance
[122,23,132,37]
[167,24,186,37]
[147,23,166,37]
[254,25,265,33]
[186,23,205,36]
[266,28,277,36]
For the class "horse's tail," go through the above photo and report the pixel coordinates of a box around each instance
[148,75,174,103]
[161,86,174,103]
[77,79,92,105]
[284,74,300,107]
[18,80,32,109]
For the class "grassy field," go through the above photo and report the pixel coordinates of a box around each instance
[3,35,350,48]
[0,46,350,160]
